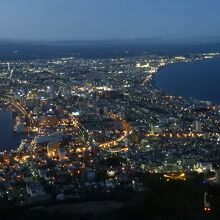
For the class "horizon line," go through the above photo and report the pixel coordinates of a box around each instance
[0,36,220,44]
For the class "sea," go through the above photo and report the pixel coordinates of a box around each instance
[155,56,220,104]
[0,111,24,152]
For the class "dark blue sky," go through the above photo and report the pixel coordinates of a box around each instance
[0,0,220,41]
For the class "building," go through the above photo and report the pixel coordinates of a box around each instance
[58,147,67,160]
[26,183,46,197]
[47,142,60,157]
[193,120,202,132]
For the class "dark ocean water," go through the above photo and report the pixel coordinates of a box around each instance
[155,57,220,104]
[0,111,23,151]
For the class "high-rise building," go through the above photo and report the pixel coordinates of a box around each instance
[193,120,202,132]
[58,147,67,160]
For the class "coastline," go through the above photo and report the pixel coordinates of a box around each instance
[152,55,220,105]
[0,110,24,152]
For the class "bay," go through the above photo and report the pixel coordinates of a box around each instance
[0,111,23,151]
[155,57,220,104]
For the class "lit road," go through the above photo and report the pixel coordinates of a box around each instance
[99,113,132,151]
[145,132,204,138]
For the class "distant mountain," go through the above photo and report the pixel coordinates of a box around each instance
[1,36,220,45]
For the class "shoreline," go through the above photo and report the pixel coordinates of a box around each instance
[151,55,220,105]
[0,110,24,152]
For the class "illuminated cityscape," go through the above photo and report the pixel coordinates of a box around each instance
[0,52,220,219]
[1,0,220,219]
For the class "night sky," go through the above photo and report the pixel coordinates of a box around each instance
[0,0,220,41]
